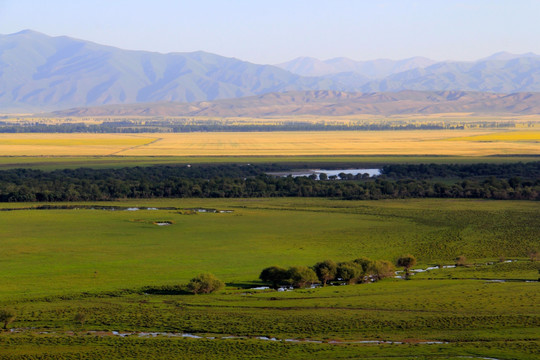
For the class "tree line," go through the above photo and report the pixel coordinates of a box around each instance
[382,162,540,179]
[0,163,539,202]
[0,121,519,133]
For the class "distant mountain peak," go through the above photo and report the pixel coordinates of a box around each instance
[481,51,540,61]
[7,29,46,36]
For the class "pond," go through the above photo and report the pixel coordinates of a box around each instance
[267,168,381,180]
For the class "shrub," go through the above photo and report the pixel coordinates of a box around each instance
[455,255,468,267]
[74,312,87,326]
[187,273,225,294]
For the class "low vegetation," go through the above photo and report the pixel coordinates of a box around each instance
[187,273,225,294]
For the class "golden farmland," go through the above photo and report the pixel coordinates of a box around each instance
[0,129,539,157]
[447,130,540,142]
[0,134,158,156]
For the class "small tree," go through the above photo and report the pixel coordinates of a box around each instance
[259,266,289,289]
[187,273,225,294]
[287,266,319,288]
[529,250,539,262]
[0,309,16,330]
[368,260,395,281]
[336,262,363,284]
[313,260,337,286]
[396,255,417,279]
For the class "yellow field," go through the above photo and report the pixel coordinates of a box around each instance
[0,134,157,156]
[446,130,540,142]
[0,129,539,157]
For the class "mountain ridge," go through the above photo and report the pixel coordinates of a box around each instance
[49,90,540,117]
[2,30,540,112]
[0,30,339,112]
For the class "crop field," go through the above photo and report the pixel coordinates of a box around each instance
[447,130,540,142]
[0,198,538,359]
[0,133,158,156]
[0,129,540,157]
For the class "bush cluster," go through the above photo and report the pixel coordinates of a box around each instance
[259,258,395,289]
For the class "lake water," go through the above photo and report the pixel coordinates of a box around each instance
[268,168,381,180]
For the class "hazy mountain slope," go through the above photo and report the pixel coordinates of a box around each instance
[360,57,540,93]
[3,30,540,113]
[278,53,540,93]
[276,56,437,78]
[50,90,540,117]
[0,30,337,112]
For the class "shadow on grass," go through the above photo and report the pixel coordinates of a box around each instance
[140,285,192,295]
[225,281,266,289]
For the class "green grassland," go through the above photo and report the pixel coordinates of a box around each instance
[1,198,539,359]
[1,198,539,300]
[0,155,539,171]
[1,279,538,359]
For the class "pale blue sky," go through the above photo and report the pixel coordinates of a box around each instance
[1,0,539,64]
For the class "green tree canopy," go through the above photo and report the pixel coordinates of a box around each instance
[396,255,417,279]
[287,266,319,288]
[259,266,289,289]
[337,262,363,284]
[313,260,338,286]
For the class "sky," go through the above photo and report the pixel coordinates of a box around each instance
[1,0,539,64]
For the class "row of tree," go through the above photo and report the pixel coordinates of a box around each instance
[382,162,540,180]
[0,163,539,202]
[0,122,516,133]
[259,257,400,289]
[1,174,539,202]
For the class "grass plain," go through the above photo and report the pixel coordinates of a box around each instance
[1,155,540,171]
[0,198,538,299]
[0,198,538,359]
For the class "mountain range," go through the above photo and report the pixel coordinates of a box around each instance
[51,90,540,117]
[1,30,540,113]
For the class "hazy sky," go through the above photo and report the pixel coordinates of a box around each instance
[1,0,539,64]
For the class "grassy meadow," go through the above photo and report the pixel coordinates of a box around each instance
[0,198,538,359]
[1,155,540,171]
[1,198,539,300]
